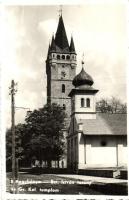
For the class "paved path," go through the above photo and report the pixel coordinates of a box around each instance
[55,174,127,185]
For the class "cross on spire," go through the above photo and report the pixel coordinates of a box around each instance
[58,5,63,17]
[81,53,85,67]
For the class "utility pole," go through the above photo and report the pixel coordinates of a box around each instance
[9,80,17,194]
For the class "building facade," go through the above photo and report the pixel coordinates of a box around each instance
[45,13,127,170]
[67,65,127,170]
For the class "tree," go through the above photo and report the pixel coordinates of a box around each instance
[109,97,127,114]
[6,103,66,169]
[24,103,66,167]
[119,103,127,114]
[96,98,109,113]
[96,96,127,114]
[6,123,25,170]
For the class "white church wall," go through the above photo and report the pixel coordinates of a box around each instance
[78,133,85,167]
[77,135,127,168]
[86,136,117,167]
[121,146,128,165]
[75,113,96,119]
[118,138,128,166]
[75,94,96,113]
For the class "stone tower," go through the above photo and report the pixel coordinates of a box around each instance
[46,15,77,125]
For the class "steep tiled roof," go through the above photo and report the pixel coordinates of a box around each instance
[77,113,127,135]
[47,43,51,59]
[55,15,69,50]
[69,36,76,53]
[54,46,70,53]
[50,35,56,51]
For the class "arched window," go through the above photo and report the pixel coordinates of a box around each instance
[86,98,90,107]
[57,55,60,59]
[66,55,70,60]
[81,98,84,107]
[62,84,65,93]
[62,55,65,59]
[63,104,66,110]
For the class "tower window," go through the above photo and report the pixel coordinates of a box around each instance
[53,54,55,58]
[63,104,66,110]
[66,55,70,60]
[86,98,90,107]
[62,55,65,59]
[62,84,65,93]
[57,55,60,59]
[81,98,84,107]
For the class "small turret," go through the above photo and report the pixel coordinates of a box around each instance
[69,36,76,54]
[50,35,56,52]
[69,61,99,119]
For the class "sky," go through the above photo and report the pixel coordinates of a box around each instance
[1,4,127,127]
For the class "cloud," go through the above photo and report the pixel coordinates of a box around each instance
[38,19,57,37]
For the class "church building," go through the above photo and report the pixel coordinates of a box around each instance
[45,13,127,170]
[67,63,127,170]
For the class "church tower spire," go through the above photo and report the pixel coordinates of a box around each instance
[46,13,77,126]
[55,15,69,51]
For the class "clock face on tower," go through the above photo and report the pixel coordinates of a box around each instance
[61,71,66,78]
[58,67,69,79]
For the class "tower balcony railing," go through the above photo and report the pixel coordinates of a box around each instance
[49,58,77,65]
